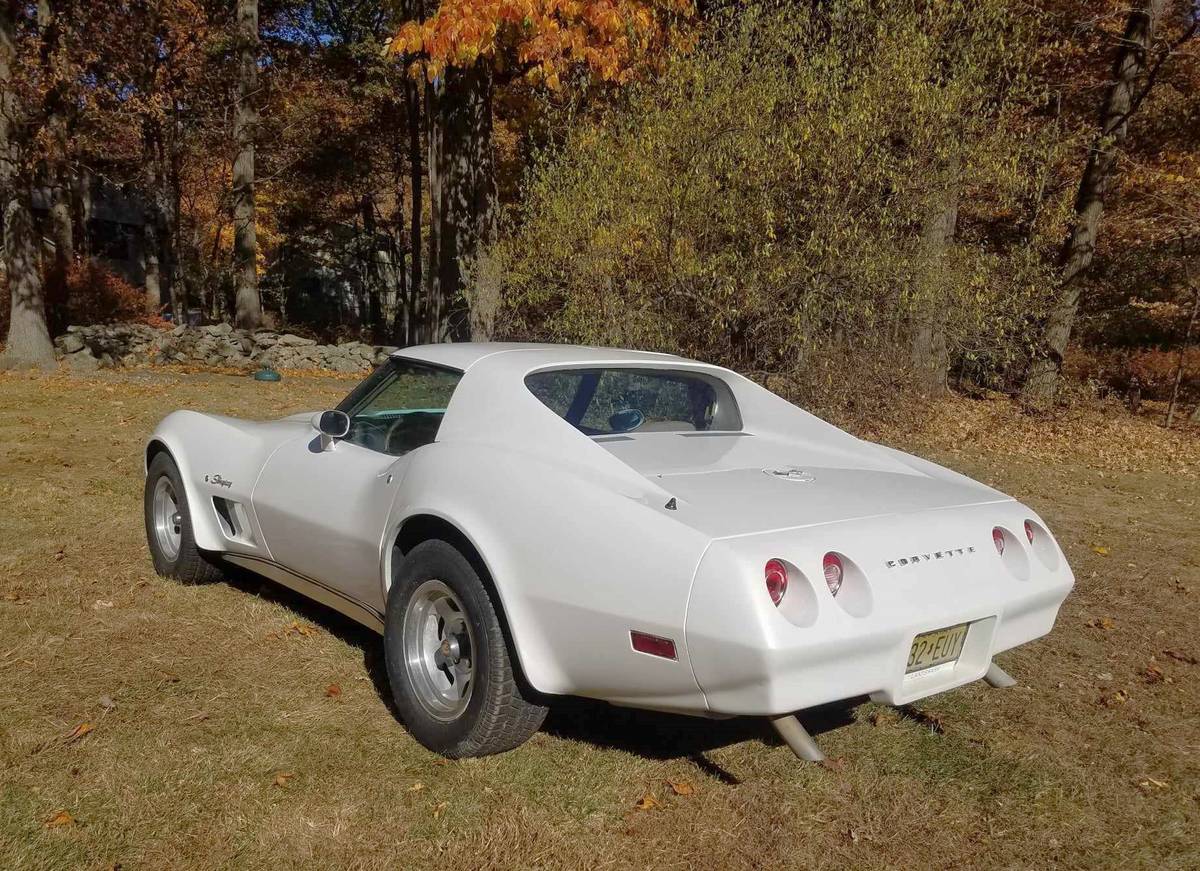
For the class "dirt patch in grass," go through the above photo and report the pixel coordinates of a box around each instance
[1,369,1197,869]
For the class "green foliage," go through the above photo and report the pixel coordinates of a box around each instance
[497,0,1075,399]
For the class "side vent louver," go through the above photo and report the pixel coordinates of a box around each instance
[213,497,254,544]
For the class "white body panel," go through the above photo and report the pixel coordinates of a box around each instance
[147,343,1075,717]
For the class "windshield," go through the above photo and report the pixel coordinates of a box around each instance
[525,367,742,435]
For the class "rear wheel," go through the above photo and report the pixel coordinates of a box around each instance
[384,540,547,757]
[144,452,225,584]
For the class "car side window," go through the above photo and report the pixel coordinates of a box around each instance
[335,360,462,456]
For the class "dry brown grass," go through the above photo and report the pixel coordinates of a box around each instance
[1,369,1197,870]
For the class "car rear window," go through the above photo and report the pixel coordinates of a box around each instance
[525,367,742,435]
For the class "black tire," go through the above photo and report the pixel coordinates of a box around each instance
[384,539,547,757]
[144,452,226,584]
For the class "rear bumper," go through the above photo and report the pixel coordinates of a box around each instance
[684,506,1075,715]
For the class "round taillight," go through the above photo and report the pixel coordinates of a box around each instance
[1024,520,1035,543]
[822,553,843,596]
[765,559,788,606]
[992,527,1005,555]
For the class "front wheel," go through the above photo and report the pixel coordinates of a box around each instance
[384,540,547,757]
[144,452,225,584]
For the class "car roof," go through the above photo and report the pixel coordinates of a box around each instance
[391,342,691,372]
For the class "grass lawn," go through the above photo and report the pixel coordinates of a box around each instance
[1,369,1197,869]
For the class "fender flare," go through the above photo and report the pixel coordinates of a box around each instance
[145,433,227,552]
[387,506,560,696]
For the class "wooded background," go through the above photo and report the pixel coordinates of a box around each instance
[0,0,1197,419]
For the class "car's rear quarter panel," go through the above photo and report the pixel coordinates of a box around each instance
[394,442,714,713]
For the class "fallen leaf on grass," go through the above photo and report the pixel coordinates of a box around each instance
[63,722,94,743]
[325,684,342,698]
[1136,777,1169,793]
[273,772,294,787]
[633,794,659,811]
[44,809,74,828]
[1163,649,1197,665]
[1143,664,1165,684]
[93,600,114,610]
[432,801,448,819]
[667,780,694,796]
[53,549,66,561]
[98,695,115,711]
[820,757,847,772]
[1085,617,1116,631]
[407,782,426,793]
[267,620,319,641]
[1091,545,1110,556]
[1098,689,1129,708]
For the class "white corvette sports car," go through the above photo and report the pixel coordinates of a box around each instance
[144,343,1074,759]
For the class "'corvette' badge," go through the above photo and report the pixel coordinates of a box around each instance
[764,467,815,483]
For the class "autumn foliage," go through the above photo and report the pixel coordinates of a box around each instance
[391,0,693,84]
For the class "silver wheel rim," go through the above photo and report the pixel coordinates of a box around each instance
[403,580,476,722]
[152,476,183,561]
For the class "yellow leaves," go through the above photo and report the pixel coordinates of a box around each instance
[633,794,659,810]
[1098,689,1128,708]
[1085,617,1115,631]
[1091,545,1110,556]
[633,779,695,810]
[273,771,294,787]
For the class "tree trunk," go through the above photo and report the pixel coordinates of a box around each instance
[232,0,261,329]
[142,212,162,313]
[909,187,959,392]
[140,122,163,313]
[165,117,187,324]
[2,198,56,369]
[0,1,55,369]
[428,60,496,342]
[397,74,422,346]
[1165,257,1198,429]
[36,0,72,337]
[425,77,442,342]
[1022,0,1170,409]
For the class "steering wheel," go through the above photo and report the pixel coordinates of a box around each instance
[383,415,411,454]
[608,408,645,433]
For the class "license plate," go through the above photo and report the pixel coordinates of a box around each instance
[907,623,969,674]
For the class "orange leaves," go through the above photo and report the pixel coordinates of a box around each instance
[63,722,94,743]
[44,809,75,828]
[391,0,694,86]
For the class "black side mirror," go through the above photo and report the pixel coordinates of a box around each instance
[311,410,351,450]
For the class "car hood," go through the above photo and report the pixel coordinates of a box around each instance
[596,431,1009,539]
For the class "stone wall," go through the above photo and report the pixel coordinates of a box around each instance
[55,324,398,374]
